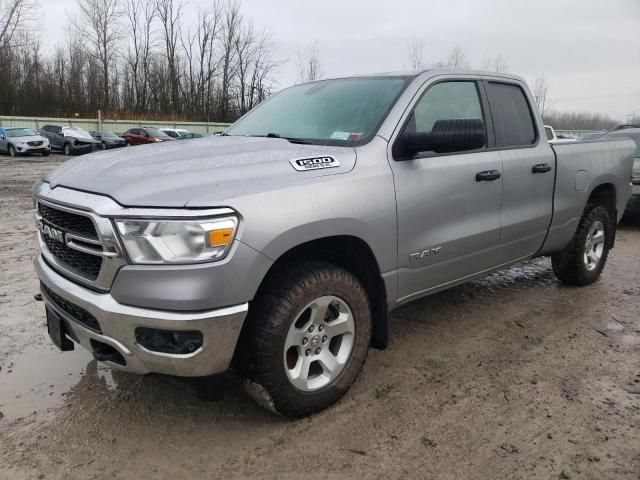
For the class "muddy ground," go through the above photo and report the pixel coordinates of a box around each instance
[0,154,639,480]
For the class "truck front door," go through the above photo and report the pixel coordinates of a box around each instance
[389,79,503,303]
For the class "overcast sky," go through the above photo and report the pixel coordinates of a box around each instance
[41,0,640,121]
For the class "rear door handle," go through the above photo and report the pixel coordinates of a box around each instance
[476,170,501,181]
[532,163,552,173]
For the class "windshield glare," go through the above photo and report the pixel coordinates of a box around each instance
[226,77,411,146]
[6,128,37,137]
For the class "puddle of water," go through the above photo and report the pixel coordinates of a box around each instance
[0,343,117,420]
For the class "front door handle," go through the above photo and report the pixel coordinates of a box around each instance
[532,163,552,173]
[476,170,501,181]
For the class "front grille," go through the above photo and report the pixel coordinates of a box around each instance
[39,203,98,239]
[41,282,102,333]
[43,235,102,280]
[28,141,43,146]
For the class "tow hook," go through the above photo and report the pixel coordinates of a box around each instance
[34,293,43,301]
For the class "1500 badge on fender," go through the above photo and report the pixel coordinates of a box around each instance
[290,156,340,171]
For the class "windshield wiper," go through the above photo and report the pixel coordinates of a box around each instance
[262,132,313,144]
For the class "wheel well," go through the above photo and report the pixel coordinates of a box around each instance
[256,236,389,350]
[587,183,616,247]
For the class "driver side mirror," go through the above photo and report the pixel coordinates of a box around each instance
[395,118,486,158]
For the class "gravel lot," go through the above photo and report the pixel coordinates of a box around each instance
[0,153,639,479]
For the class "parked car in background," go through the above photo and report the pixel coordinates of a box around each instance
[181,132,203,140]
[90,131,127,150]
[0,127,50,157]
[161,128,191,139]
[38,125,100,156]
[544,125,576,144]
[598,127,640,218]
[122,127,175,145]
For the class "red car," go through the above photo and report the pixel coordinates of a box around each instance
[122,127,175,146]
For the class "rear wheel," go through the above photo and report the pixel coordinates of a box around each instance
[8,144,16,157]
[240,261,371,418]
[551,205,612,286]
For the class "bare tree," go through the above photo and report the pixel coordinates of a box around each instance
[482,55,508,73]
[0,0,280,122]
[297,41,322,83]
[124,0,155,113]
[533,75,552,118]
[74,0,121,111]
[156,0,184,113]
[407,37,424,70]
[219,1,241,120]
[235,24,275,113]
[431,45,470,70]
[0,0,36,54]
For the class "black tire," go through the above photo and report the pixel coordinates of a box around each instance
[551,205,613,286]
[63,143,72,156]
[8,144,16,157]
[42,150,50,157]
[239,261,372,418]
[101,141,107,150]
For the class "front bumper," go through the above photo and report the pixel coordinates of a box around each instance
[35,254,248,377]
[15,144,50,154]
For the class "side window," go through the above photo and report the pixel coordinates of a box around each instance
[485,82,537,147]
[54,126,62,134]
[398,81,486,156]
[412,81,484,134]
[545,126,554,140]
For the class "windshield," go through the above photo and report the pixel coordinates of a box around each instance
[147,128,171,137]
[226,76,411,146]
[6,128,37,137]
[64,126,92,137]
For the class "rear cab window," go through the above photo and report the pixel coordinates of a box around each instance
[485,82,537,148]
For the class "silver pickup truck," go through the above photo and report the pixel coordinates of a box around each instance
[33,71,635,417]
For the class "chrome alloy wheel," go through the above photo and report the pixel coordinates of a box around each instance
[584,220,605,271]
[283,295,355,392]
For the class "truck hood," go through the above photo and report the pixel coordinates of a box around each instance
[45,136,357,207]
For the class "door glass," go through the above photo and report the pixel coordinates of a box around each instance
[411,82,484,134]
[485,82,537,147]
[403,81,485,155]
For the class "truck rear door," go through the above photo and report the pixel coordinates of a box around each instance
[483,81,555,264]
[389,79,503,302]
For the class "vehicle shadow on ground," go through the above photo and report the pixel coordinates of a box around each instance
[56,257,563,427]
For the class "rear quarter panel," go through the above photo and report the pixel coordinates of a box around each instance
[539,138,635,254]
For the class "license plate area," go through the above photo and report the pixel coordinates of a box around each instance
[46,306,75,351]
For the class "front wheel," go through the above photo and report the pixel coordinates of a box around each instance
[63,143,72,156]
[551,205,613,286]
[240,261,371,418]
[42,150,50,157]
[8,144,16,157]
[101,141,107,150]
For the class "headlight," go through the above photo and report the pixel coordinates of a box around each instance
[114,216,237,264]
[155,138,163,142]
